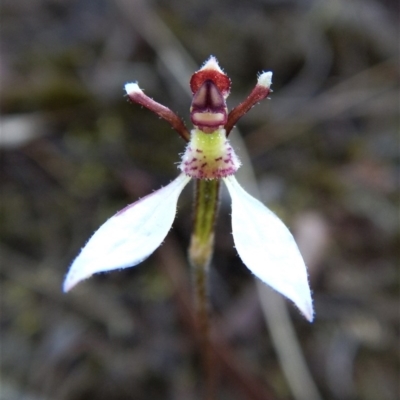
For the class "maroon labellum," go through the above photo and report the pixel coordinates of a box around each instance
[190,80,228,133]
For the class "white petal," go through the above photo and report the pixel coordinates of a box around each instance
[63,173,190,292]
[224,176,314,321]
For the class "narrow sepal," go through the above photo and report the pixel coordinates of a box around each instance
[225,72,272,135]
[124,83,190,142]
[63,173,191,292]
[223,176,314,321]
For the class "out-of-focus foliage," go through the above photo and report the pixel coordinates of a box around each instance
[1,0,398,399]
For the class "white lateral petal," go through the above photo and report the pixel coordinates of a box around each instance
[224,176,314,321]
[63,173,191,292]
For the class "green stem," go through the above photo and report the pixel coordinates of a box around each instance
[189,178,220,399]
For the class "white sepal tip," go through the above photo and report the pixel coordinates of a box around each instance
[125,82,143,95]
[201,55,223,72]
[258,72,273,89]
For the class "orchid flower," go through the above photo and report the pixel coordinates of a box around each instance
[63,57,314,322]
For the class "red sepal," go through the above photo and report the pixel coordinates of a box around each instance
[190,57,231,98]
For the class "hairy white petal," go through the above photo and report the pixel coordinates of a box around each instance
[63,173,190,292]
[224,176,314,321]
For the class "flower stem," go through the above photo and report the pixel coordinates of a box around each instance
[189,178,220,398]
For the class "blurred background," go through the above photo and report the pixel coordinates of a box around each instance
[1,0,399,399]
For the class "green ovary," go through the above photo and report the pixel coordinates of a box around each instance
[180,129,241,179]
